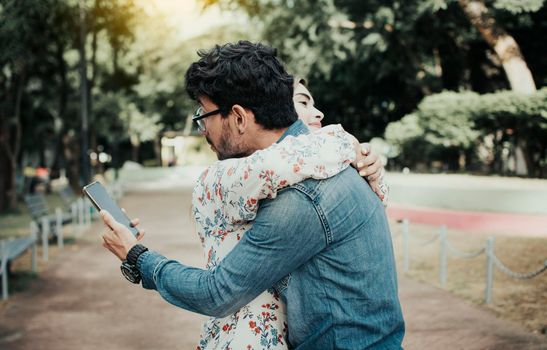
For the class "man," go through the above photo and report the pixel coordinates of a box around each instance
[101,41,404,349]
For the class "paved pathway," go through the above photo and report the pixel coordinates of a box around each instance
[400,278,546,349]
[388,172,547,215]
[387,203,547,236]
[1,187,545,349]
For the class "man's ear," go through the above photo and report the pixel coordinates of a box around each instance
[230,104,253,134]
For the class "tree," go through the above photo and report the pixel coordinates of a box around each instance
[0,0,56,210]
[202,0,546,177]
[0,0,146,209]
[385,92,481,171]
[385,88,547,176]
[118,102,161,162]
[198,1,477,140]
[457,0,537,93]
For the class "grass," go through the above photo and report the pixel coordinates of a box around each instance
[0,239,79,308]
[389,219,547,336]
[3,271,38,295]
[0,192,67,240]
[0,190,81,304]
[0,225,81,307]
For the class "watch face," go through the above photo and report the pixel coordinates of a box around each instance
[120,262,141,284]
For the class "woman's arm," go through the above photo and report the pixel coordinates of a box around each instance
[194,125,357,223]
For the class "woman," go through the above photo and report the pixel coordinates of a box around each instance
[293,78,388,202]
[293,78,325,130]
[195,80,388,349]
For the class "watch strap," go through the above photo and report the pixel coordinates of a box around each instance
[126,244,149,266]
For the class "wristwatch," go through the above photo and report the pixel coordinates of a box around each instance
[120,244,148,284]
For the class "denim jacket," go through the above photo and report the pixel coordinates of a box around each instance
[138,120,405,349]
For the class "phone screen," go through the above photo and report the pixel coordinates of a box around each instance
[83,181,139,237]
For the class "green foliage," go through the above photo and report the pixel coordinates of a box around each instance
[385,91,481,160]
[385,88,547,174]
[0,0,247,161]
[202,0,546,142]
[384,114,425,154]
[493,0,545,13]
[1,0,546,191]
[119,102,161,143]
[415,91,482,148]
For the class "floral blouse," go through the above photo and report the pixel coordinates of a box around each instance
[193,125,357,350]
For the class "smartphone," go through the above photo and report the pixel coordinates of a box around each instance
[83,181,139,236]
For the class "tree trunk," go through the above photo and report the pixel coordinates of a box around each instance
[63,132,81,194]
[0,69,24,211]
[154,135,162,166]
[89,19,98,152]
[130,135,140,162]
[0,134,12,212]
[9,68,24,207]
[0,78,10,211]
[458,0,537,94]
[79,0,90,185]
[51,42,68,179]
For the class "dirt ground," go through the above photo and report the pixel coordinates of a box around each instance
[389,219,547,335]
[1,187,546,349]
[1,189,207,349]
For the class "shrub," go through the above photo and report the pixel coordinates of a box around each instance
[384,88,547,176]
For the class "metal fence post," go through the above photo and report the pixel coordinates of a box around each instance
[78,198,84,231]
[485,237,495,304]
[56,208,64,249]
[85,199,92,226]
[402,219,409,273]
[41,217,49,262]
[439,225,447,287]
[71,202,78,235]
[1,240,7,300]
[30,222,38,272]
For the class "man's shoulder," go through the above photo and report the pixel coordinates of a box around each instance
[261,167,378,213]
[286,167,363,196]
[282,167,382,217]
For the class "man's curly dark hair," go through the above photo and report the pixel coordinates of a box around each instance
[185,41,298,130]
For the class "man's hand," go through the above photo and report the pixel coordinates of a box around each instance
[100,210,145,261]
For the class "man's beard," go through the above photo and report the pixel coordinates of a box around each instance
[207,130,248,160]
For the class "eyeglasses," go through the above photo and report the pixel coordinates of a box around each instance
[192,107,221,133]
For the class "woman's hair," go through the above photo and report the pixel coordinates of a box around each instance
[185,41,298,130]
[294,77,307,88]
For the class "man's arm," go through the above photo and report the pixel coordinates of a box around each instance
[137,187,325,318]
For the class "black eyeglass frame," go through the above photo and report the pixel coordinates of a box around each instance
[192,107,222,132]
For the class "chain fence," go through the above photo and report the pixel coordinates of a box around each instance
[492,256,547,280]
[419,233,439,247]
[395,219,547,304]
[446,242,485,259]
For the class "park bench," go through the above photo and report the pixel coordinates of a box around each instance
[64,184,101,223]
[24,192,73,228]
[24,193,75,261]
[63,182,106,218]
[58,185,79,211]
[0,228,38,300]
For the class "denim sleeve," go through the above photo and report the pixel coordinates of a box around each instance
[137,187,325,318]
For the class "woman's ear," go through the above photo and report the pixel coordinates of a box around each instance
[231,104,251,134]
